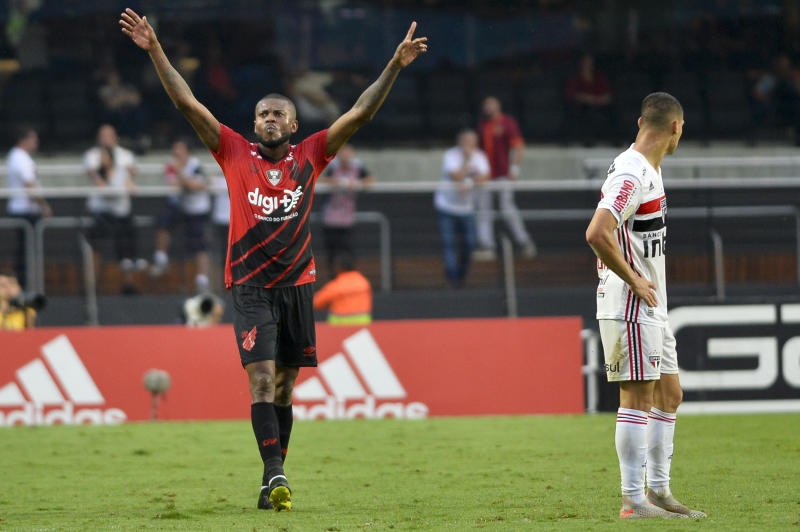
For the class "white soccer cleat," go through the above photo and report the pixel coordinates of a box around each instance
[619,496,687,519]
[647,489,707,518]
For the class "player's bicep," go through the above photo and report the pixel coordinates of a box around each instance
[586,208,620,251]
[182,100,221,153]
[326,108,363,156]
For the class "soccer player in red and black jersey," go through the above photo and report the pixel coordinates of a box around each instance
[120,8,427,512]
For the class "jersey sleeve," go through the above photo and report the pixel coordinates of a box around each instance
[303,129,336,170]
[211,124,248,169]
[597,173,644,227]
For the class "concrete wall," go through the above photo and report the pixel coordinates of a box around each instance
[12,142,800,188]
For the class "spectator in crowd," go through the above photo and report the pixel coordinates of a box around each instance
[752,54,800,139]
[98,69,148,150]
[319,144,374,274]
[475,96,536,260]
[4,125,50,290]
[83,124,144,294]
[0,268,37,330]
[210,174,230,284]
[202,41,238,111]
[313,255,372,326]
[565,53,613,144]
[150,139,212,292]
[434,129,489,288]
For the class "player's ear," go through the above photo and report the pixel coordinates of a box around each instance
[637,116,643,129]
[291,120,299,134]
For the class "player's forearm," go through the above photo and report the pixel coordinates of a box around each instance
[588,231,638,286]
[511,146,524,166]
[351,61,402,123]
[148,42,196,111]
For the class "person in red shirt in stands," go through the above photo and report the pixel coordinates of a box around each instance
[565,53,613,145]
[475,96,536,260]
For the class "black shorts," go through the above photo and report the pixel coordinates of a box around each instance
[232,283,317,368]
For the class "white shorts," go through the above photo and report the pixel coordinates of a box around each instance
[598,320,678,382]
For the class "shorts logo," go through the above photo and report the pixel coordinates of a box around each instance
[241,326,257,352]
[266,169,282,186]
[303,346,316,357]
[649,354,661,368]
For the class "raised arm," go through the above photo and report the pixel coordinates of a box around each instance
[325,22,427,156]
[119,8,220,152]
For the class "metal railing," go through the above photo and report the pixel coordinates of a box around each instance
[583,155,800,179]
[2,210,392,324]
[493,205,800,305]
[0,217,35,292]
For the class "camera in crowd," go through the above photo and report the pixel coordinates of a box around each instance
[7,292,47,311]
[181,293,224,327]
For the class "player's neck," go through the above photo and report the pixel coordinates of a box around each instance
[257,142,290,162]
[632,132,669,172]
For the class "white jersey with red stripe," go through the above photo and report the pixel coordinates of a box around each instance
[595,146,667,327]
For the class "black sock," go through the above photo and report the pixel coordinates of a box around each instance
[251,402,283,486]
[274,403,294,463]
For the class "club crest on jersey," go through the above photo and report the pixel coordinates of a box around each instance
[266,169,282,186]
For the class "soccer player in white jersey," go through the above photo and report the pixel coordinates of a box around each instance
[586,92,706,519]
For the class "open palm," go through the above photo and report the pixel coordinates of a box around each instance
[392,22,428,69]
[119,8,157,51]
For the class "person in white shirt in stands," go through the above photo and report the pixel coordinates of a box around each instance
[83,124,145,294]
[150,139,212,291]
[5,125,51,290]
[434,129,490,288]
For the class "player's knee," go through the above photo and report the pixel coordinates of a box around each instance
[249,372,275,399]
[274,384,293,406]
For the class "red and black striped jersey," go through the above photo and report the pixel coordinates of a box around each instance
[211,124,334,289]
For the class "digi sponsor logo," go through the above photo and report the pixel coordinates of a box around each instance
[247,186,303,216]
[612,179,636,214]
[0,335,127,426]
[292,329,428,420]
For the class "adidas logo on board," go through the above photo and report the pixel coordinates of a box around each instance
[292,329,428,420]
[0,335,127,426]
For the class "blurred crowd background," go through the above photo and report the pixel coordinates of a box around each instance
[1,0,799,149]
[3,0,800,329]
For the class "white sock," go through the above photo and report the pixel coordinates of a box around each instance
[616,408,648,504]
[154,250,168,265]
[646,407,676,496]
[195,274,209,290]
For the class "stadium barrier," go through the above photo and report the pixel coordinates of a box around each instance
[0,316,585,426]
[669,303,800,414]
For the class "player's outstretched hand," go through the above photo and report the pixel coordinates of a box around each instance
[119,8,157,51]
[391,22,428,69]
[630,276,658,308]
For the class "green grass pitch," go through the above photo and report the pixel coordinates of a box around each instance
[1,413,798,530]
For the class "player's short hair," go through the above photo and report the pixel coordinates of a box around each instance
[256,93,297,119]
[640,92,683,130]
[14,124,37,144]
